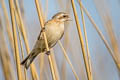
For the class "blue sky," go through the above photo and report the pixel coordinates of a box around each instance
[0,0,120,80]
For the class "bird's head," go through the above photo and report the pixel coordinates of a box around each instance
[52,12,71,22]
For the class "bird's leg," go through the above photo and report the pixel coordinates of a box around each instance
[41,27,45,32]
[45,50,51,55]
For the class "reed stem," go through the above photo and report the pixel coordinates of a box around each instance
[58,41,79,80]
[80,3,120,70]
[16,14,28,80]
[34,0,57,79]
[71,0,91,79]
[8,0,22,80]
[14,0,39,79]
[79,0,93,80]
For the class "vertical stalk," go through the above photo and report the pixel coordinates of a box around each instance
[58,41,79,80]
[51,50,60,80]
[16,11,28,80]
[34,0,57,80]
[0,0,15,61]
[80,3,120,70]
[79,0,93,80]
[71,0,91,80]
[8,0,22,80]
[39,53,45,79]
[0,14,15,80]
[14,0,39,79]
[0,0,14,49]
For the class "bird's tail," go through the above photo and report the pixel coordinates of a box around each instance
[21,50,38,69]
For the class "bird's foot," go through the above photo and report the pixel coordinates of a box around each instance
[45,50,50,55]
[41,27,45,32]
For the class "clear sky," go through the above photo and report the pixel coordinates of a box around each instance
[0,0,120,80]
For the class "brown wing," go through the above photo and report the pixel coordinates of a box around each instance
[37,31,43,40]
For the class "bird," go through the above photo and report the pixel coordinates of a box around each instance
[21,12,71,69]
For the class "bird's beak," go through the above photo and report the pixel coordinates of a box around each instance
[68,18,72,21]
[67,16,72,21]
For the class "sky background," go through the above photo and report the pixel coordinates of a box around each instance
[0,0,120,80]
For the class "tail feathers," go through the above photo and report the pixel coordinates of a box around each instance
[21,54,31,69]
[21,51,37,69]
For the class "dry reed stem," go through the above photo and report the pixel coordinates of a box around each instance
[37,0,60,79]
[103,16,120,68]
[34,0,57,80]
[14,0,28,53]
[45,0,48,18]
[0,14,15,80]
[44,67,50,80]
[44,0,48,20]
[93,0,120,66]
[0,51,14,80]
[62,31,78,80]
[79,0,93,80]
[62,31,69,80]
[58,41,79,80]
[55,8,66,77]
[48,55,57,80]
[61,58,66,80]
[80,3,120,70]
[19,0,25,19]
[71,0,91,80]
[61,1,71,80]
[0,0,14,55]
[94,0,120,68]
[51,50,60,80]
[0,40,14,80]
[16,13,28,80]
[38,0,45,23]
[8,0,22,80]
[39,53,45,79]
[14,0,39,79]
[38,1,46,79]
[39,0,49,79]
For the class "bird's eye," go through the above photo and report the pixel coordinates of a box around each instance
[63,15,66,17]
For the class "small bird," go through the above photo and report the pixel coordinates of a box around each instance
[21,12,71,69]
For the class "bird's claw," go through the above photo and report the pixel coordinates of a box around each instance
[46,50,50,55]
[41,27,45,32]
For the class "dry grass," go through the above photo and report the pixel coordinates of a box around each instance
[0,13,15,80]
[0,0,119,80]
[14,0,39,79]
[9,0,22,80]
[80,3,120,70]
[34,0,57,79]
[71,0,92,79]
[78,0,93,79]
[58,41,79,80]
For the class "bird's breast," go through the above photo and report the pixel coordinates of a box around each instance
[45,23,64,47]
